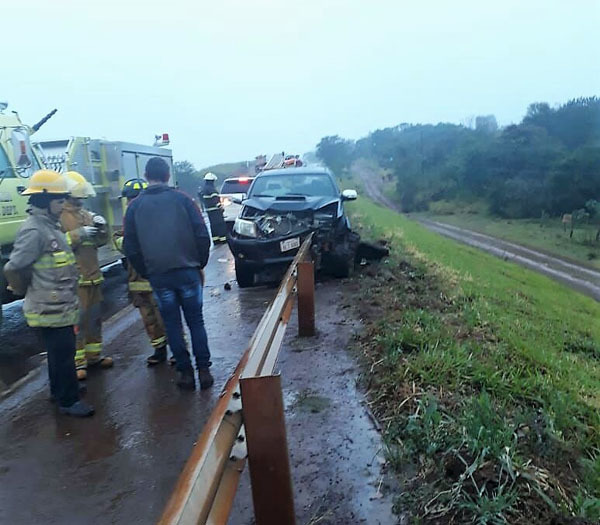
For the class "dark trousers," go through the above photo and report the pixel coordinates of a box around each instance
[41,326,80,407]
[151,278,211,373]
[207,209,227,243]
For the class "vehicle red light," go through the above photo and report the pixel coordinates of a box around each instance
[19,140,26,154]
[162,133,169,141]
[239,177,250,183]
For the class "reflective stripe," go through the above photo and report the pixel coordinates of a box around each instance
[129,280,153,292]
[212,236,227,242]
[151,336,167,348]
[33,251,76,270]
[202,193,219,199]
[81,241,96,247]
[75,349,86,360]
[206,206,222,212]
[79,276,104,286]
[66,231,74,246]
[114,236,124,251]
[85,343,102,356]
[25,310,79,327]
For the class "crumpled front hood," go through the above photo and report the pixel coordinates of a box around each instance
[243,195,339,213]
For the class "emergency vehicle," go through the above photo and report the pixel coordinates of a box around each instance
[0,102,172,319]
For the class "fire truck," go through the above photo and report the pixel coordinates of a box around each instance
[255,152,304,173]
[0,102,172,319]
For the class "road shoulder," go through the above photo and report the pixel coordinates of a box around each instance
[230,279,397,524]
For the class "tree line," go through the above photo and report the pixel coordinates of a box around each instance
[316,97,600,221]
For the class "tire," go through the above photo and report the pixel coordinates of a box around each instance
[235,261,255,288]
[329,254,354,278]
[327,228,359,278]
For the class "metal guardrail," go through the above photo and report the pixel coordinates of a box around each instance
[158,233,315,525]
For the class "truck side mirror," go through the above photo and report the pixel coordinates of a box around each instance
[341,189,358,201]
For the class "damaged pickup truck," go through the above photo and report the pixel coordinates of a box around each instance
[227,167,359,287]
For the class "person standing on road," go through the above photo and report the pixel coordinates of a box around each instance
[123,157,214,390]
[3,170,94,417]
[199,172,227,244]
[60,172,113,380]
[113,178,171,366]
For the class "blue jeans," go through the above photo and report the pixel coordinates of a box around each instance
[150,271,211,372]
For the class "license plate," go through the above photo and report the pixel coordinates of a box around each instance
[280,237,300,252]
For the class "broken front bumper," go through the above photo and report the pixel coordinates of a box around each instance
[227,229,314,269]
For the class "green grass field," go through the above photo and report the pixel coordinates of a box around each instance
[347,198,600,524]
[419,211,600,270]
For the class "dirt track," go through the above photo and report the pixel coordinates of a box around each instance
[358,168,600,301]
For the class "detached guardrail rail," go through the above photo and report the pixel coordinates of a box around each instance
[158,234,315,525]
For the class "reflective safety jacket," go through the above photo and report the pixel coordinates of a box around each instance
[60,201,108,286]
[3,207,79,327]
[199,181,222,212]
[113,231,152,293]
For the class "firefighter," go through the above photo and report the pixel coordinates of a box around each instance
[199,172,227,244]
[3,170,94,416]
[61,171,113,380]
[114,179,171,365]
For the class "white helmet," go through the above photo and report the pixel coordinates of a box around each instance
[204,172,217,181]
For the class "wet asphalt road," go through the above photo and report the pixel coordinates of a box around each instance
[0,244,275,524]
[0,244,395,524]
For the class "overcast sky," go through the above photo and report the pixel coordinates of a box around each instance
[3,0,599,168]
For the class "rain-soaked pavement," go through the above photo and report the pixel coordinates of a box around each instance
[0,244,395,524]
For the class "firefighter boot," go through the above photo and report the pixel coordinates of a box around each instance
[87,355,114,368]
[86,344,114,368]
[198,368,214,390]
[146,345,167,366]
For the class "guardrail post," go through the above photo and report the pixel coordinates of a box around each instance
[240,375,296,525]
[297,261,315,337]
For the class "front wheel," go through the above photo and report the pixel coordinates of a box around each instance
[235,261,255,288]
[328,254,355,278]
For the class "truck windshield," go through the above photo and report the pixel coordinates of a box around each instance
[10,130,40,177]
[250,173,336,197]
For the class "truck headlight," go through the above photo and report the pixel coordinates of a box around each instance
[233,218,257,238]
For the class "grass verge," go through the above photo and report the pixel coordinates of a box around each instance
[347,198,600,524]
[418,211,600,270]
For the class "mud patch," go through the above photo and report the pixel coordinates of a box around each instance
[291,390,331,414]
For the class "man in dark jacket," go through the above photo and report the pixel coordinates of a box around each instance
[123,157,214,390]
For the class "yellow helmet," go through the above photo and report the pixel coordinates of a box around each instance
[21,170,69,195]
[64,171,96,198]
